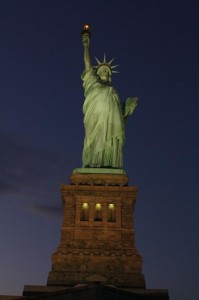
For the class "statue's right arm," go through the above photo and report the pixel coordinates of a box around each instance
[82,33,92,71]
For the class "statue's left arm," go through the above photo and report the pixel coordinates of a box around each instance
[121,97,138,122]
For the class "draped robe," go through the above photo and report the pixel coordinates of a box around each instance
[82,68,125,168]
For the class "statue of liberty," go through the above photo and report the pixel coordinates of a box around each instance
[81,25,138,169]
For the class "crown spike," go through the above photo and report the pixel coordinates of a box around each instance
[95,54,119,74]
[108,57,115,64]
[111,65,119,69]
[95,57,101,64]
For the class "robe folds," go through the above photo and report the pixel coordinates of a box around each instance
[82,68,125,168]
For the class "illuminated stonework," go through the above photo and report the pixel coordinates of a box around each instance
[47,173,145,288]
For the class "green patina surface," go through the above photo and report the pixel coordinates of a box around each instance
[81,29,138,171]
[73,168,126,175]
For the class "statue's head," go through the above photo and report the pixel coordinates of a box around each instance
[97,65,112,83]
[95,54,119,83]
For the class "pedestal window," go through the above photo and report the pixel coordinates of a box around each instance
[108,203,116,222]
[80,202,89,221]
[94,203,102,221]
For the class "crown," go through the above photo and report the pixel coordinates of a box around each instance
[94,54,119,74]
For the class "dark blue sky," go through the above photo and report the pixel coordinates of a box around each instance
[0,1,199,300]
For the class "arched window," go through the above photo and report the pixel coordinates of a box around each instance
[94,203,102,221]
[108,203,116,222]
[80,203,89,221]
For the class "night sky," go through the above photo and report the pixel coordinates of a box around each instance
[0,1,199,300]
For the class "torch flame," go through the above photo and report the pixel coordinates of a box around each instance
[84,24,90,30]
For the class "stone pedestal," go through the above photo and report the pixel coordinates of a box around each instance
[47,172,145,288]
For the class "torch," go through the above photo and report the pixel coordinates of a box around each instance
[81,24,92,37]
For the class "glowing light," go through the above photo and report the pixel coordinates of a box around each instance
[81,24,92,37]
[83,24,90,30]
[95,203,102,210]
[109,203,115,209]
[82,203,89,209]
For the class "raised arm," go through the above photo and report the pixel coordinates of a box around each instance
[82,33,92,71]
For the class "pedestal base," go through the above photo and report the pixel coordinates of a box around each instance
[47,173,145,289]
[21,284,169,299]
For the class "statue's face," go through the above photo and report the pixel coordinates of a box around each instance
[97,66,111,82]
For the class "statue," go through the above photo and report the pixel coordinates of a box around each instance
[81,25,138,169]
